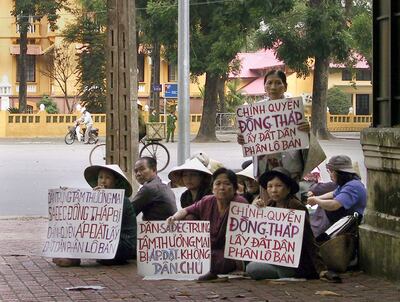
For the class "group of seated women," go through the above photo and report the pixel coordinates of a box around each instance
[166,152,366,282]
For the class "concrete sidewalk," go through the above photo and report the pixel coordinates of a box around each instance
[0,217,399,302]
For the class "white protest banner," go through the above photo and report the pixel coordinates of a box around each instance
[137,221,210,280]
[236,97,309,157]
[42,188,125,259]
[224,202,305,268]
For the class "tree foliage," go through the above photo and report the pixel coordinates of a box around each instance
[38,95,59,114]
[349,0,372,66]
[326,87,351,115]
[189,0,294,141]
[137,0,177,117]
[63,0,107,113]
[225,80,249,113]
[11,0,69,113]
[256,0,353,139]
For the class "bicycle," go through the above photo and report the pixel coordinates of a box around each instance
[65,124,99,145]
[89,137,170,172]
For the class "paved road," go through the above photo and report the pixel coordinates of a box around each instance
[0,134,366,216]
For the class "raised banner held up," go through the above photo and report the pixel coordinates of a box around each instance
[137,221,211,280]
[236,97,309,157]
[224,202,305,268]
[42,188,125,259]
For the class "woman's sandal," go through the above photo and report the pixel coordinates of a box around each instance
[320,270,342,283]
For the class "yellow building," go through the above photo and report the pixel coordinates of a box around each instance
[0,1,205,114]
[230,50,372,115]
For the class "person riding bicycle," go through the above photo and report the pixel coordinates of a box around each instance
[79,107,94,144]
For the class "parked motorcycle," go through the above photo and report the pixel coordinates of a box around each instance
[64,124,99,145]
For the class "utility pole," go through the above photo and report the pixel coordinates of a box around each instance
[177,0,190,165]
[106,0,139,191]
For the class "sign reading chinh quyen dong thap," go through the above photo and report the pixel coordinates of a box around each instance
[224,202,305,268]
[137,221,211,280]
[42,188,125,259]
[236,97,309,157]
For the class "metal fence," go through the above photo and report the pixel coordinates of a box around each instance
[216,113,237,132]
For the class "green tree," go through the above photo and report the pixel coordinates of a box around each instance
[63,0,107,113]
[225,80,247,113]
[256,0,352,139]
[326,87,351,115]
[11,0,69,113]
[137,0,176,118]
[349,1,372,66]
[188,0,293,141]
[38,95,59,114]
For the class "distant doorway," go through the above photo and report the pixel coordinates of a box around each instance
[356,94,370,115]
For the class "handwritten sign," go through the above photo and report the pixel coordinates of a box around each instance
[224,202,305,268]
[236,97,309,157]
[137,221,211,280]
[42,188,125,259]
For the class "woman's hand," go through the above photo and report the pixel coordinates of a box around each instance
[93,185,104,191]
[297,121,310,133]
[166,215,176,225]
[252,198,266,208]
[237,133,245,145]
[307,196,319,206]
[307,191,314,197]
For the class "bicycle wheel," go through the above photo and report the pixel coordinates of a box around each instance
[64,132,75,145]
[140,142,170,172]
[88,133,98,144]
[89,143,106,165]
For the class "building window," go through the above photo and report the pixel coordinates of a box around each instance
[26,105,33,114]
[356,69,371,81]
[137,53,145,82]
[168,63,177,82]
[342,69,352,81]
[16,55,36,82]
[356,94,370,115]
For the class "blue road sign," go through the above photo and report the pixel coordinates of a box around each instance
[164,83,178,98]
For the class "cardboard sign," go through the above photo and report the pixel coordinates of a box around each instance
[137,221,211,280]
[236,97,309,157]
[224,202,305,268]
[42,188,125,259]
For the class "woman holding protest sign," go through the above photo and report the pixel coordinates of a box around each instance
[237,70,325,195]
[246,167,339,281]
[166,168,247,281]
[168,158,212,208]
[52,164,137,267]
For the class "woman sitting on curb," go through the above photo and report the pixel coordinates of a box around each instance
[168,158,212,208]
[246,167,340,282]
[53,164,137,267]
[166,168,247,281]
[307,155,366,226]
[236,163,260,204]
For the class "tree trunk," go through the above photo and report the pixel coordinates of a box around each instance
[18,20,28,113]
[217,75,226,113]
[64,83,72,113]
[194,72,219,142]
[311,55,334,140]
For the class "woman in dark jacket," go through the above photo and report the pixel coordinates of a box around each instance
[246,167,327,280]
